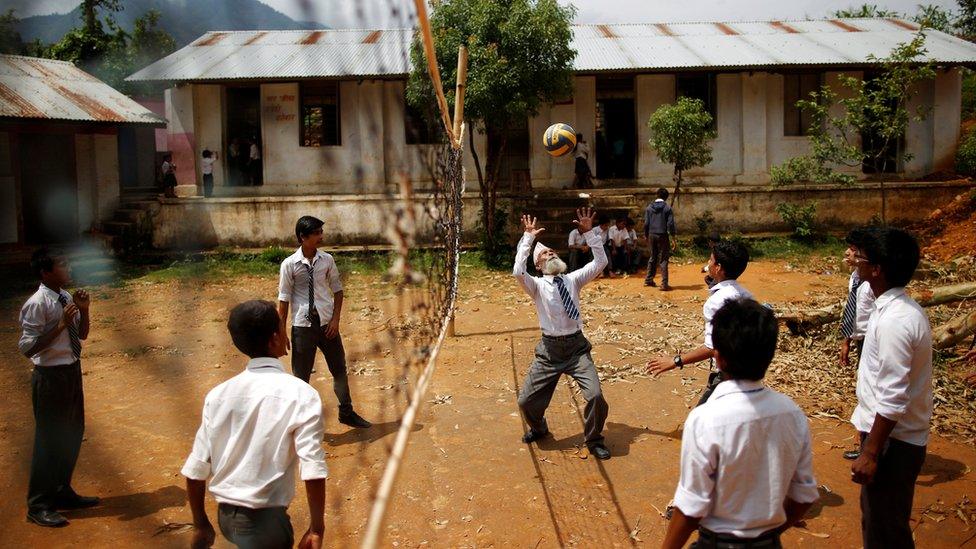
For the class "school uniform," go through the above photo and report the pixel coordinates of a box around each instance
[249,143,262,185]
[514,230,609,447]
[698,280,754,406]
[278,248,354,417]
[841,271,876,358]
[183,357,328,548]
[201,157,216,197]
[18,284,87,514]
[567,229,590,272]
[607,226,631,273]
[644,198,676,287]
[627,228,641,272]
[593,226,612,276]
[851,287,932,549]
[674,380,820,548]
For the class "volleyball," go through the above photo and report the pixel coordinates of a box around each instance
[543,123,577,157]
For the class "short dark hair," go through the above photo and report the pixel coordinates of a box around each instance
[202,149,213,158]
[227,300,280,358]
[656,187,669,200]
[711,298,778,381]
[859,227,920,288]
[295,215,325,244]
[597,213,610,226]
[712,239,749,279]
[30,248,58,278]
[163,153,172,161]
[845,227,871,249]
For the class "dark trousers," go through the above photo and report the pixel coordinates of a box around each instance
[291,317,353,415]
[203,173,214,197]
[518,332,608,445]
[28,362,85,512]
[860,433,926,549]
[612,245,629,272]
[696,370,722,407]
[692,528,782,548]
[218,503,294,549]
[602,243,613,276]
[567,249,592,272]
[645,233,671,286]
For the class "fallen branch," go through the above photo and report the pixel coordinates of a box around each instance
[933,310,976,350]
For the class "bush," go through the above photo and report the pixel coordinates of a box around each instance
[775,202,818,241]
[259,245,291,264]
[692,210,715,250]
[770,156,855,185]
[480,208,514,270]
[955,129,976,176]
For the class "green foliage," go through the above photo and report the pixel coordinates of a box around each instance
[647,97,716,199]
[955,128,976,175]
[479,207,514,270]
[770,156,855,185]
[691,210,715,250]
[913,4,957,32]
[963,69,976,120]
[959,0,976,39]
[775,202,818,241]
[833,4,901,18]
[0,9,24,54]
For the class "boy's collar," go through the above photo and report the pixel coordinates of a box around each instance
[245,357,285,372]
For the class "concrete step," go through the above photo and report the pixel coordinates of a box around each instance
[114,208,147,223]
[101,221,134,237]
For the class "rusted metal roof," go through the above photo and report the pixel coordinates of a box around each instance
[126,18,976,82]
[0,54,164,124]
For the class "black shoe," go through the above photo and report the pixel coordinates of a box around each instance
[843,449,861,460]
[338,411,372,429]
[660,285,672,292]
[55,494,101,510]
[644,280,657,287]
[26,509,68,528]
[522,429,550,444]
[588,443,611,460]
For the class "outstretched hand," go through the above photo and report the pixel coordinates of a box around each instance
[521,215,545,237]
[573,207,597,234]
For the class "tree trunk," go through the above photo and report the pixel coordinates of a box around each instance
[478,123,507,250]
[933,310,976,350]
[669,169,683,208]
[780,281,976,334]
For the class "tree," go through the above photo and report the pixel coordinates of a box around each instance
[958,0,976,38]
[646,97,716,206]
[0,9,25,54]
[406,0,575,266]
[770,32,936,222]
[833,4,902,18]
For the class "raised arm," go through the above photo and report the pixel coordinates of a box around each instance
[512,215,543,298]
[568,208,607,286]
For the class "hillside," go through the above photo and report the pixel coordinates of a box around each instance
[17,0,322,47]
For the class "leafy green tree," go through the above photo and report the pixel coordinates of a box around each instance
[833,4,902,18]
[0,9,25,54]
[958,0,976,38]
[124,10,176,96]
[406,0,575,266]
[913,4,957,32]
[771,32,936,222]
[647,97,716,206]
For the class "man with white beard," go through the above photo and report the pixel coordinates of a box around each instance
[514,208,612,460]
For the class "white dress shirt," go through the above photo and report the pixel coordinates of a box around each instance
[201,157,216,175]
[607,226,631,247]
[513,230,608,336]
[674,380,820,538]
[703,280,754,349]
[18,284,81,366]
[567,229,586,248]
[278,248,343,327]
[182,357,329,509]
[851,287,933,446]
[592,226,610,246]
[847,273,876,341]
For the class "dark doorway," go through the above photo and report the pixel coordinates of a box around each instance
[595,76,636,180]
[488,119,531,191]
[20,133,78,244]
[226,86,261,186]
[118,126,156,190]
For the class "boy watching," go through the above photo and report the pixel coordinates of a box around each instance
[608,218,631,275]
[647,240,753,405]
[183,300,328,549]
[840,228,876,368]
[662,298,819,549]
[278,216,370,428]
[643,188,676,290]
[567,226,591,273]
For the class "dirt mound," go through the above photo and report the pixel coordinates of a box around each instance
[913,188,976,262]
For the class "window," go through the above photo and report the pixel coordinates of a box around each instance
[404,100,443,145]
[300,82,340,147]
[676,73,717,125]
[783,73,821,136]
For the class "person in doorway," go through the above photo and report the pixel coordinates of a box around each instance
[849,227,931,549]
[514,208,612,460]
[248,137,262,186]
[161,153,177,198]
[19,249,100,527]
[201,149,219,198]
[573,133,593,189]
[182,300,328,549]
[643,188,676,291]
[661,298,819,549]
[277,216,371,429]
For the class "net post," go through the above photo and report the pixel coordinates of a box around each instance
[452,46,468,149]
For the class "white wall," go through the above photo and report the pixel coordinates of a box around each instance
[193,84,225,189]
[933,67,962,172]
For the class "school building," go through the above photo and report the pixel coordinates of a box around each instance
[0,54,164,248]
[127,18,976,248]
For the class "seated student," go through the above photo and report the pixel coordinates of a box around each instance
[647,240,753,405]
[183,300,328,549]
[567,227,591,272]
[592,214,613,278]
[608,219,631,275]
[662,299,819,549]
[626,218,642,274]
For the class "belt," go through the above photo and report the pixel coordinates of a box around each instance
[542,330,583,340]
[697,528,780,548]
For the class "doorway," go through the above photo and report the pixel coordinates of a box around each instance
[595,76,636,180]
[20,133,78,244]
[226,86,261,186]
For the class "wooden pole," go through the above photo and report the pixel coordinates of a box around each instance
[413,0,455,145]
[452,46,468,148]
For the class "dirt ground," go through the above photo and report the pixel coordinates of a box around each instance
[1,259,974,548]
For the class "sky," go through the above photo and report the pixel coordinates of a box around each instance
[14,0,963,27]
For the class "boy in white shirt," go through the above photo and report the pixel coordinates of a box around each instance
[567,227,590,272]
[183,300,328,549]
[662,298,819,549]
[608,219,631,275]
[201,149,218,198]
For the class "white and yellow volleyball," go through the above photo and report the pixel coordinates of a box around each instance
[543,122,577,157]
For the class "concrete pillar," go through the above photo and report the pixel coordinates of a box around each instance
[193,84,225,191]
[636,74,675,181]
[904,79,935,178]
[529,105,553,188]
[933,67,962,172]
[740,72,768,183]
[357,80,386,192]
[75,134,95,233]
[93,133,120,222]
[573,76,596,176]
[165,85,199,196]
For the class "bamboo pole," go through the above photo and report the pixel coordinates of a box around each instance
[413,0,455,145]
[452,46,468,148]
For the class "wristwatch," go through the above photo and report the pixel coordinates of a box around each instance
[673,355,683,369]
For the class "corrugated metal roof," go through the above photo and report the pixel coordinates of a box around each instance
[126,18,976,82]
[0,54,165,124]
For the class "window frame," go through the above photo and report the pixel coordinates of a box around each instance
[299,81,341,147]
[782,72,823,137]
[675,73,718,128]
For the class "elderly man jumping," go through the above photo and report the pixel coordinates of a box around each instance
[514,207,611,460]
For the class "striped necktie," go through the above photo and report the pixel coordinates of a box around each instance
[840,272,860,338]
[58,294,82,359]
[305,262,316,322]
[553,276,580,321]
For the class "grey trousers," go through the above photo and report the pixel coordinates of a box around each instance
[28,362,85,512]
[291,316,353,416]
[218,503,293,549]
[518,332,608,445]
[860,433,926,549]
[645,233,671,286]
